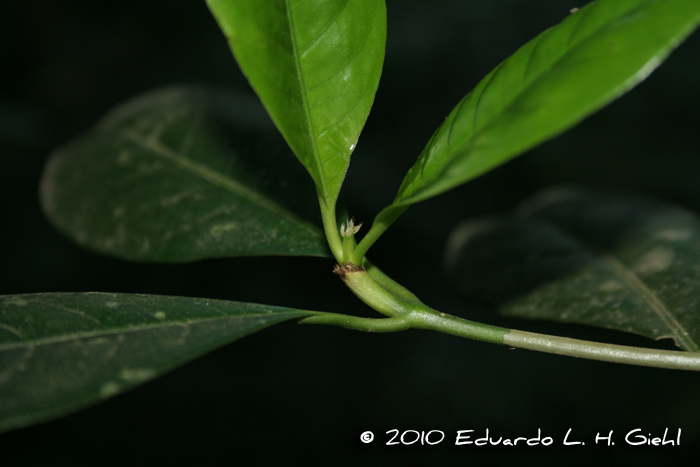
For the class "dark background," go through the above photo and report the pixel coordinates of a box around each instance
[2,0,700,465]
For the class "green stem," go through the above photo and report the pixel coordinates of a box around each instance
[321,266,700,371]
[503,330,700,370]
[298,313,410,332]
[350,205,408,264]
[342,235,354,262]
[406,309,508,344]
[363,260,421,303]
[407,309,700,370]
[337,264,509,337]
[319,195,343,262]
[337,264,411,317]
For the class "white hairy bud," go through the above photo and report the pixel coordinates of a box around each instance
[340,218,362,238]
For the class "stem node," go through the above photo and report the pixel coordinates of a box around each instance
[332,261,365,280]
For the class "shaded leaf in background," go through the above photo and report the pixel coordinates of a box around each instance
[40,86,329,262]
[444,187,700,351]
[206,0,387,209]
[376,0,700,226]
[0,293,315,432]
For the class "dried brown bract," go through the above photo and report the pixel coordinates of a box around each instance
[332,262,365,279]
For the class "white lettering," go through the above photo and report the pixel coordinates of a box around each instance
[596,430,614,446]
[455,430,474,446]
[564,428,584,446]
[625,428,645,446]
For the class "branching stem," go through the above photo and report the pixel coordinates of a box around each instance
[350,205,408,264]
[307,264,700,371]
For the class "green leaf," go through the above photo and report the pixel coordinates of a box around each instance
[0,293,314,433]
[444,187,700,351]
[40,86,330,262]
[388,0,700,211]
[206,0,387,209]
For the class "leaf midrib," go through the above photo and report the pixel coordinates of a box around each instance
[0,311,309,351]
[599,252,698,351]
[286,0,329,205]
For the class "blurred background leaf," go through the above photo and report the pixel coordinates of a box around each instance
[444,186,700,351]
[40,86,329,262]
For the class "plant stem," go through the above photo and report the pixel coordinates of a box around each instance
[407,309,700,370]
[335,263,410,317]
[319,195,344,262]
[406,309,509,344]
[363,260,421,303]
[336,264,509,338]
[298,313,410,332]
[320,266,700,371]
[342,235,354,262]
[350,205,408,264]
[503,330,700,370]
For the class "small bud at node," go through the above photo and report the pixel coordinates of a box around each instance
[340,218,362,238]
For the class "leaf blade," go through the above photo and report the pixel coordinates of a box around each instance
[390,0,700,208]
[444,187,700,351]
[40,86,330,262]
[206,0,387,207]
[0,293,314,433]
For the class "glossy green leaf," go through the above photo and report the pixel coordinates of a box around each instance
[387,0,700,213]
[0,293,314,432]
[40,86,330,262]
[444,187,700,351]
[206,0,387,209]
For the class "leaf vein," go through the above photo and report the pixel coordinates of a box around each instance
[599,253,698,351]
[305,3,377,95]
[0,324,23,339]
[286,0,328,202]
[522,26,555,86]
[299,0,350,57]
[51,303,103,325]
[118,129,322,238]
[0,312,308,351]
